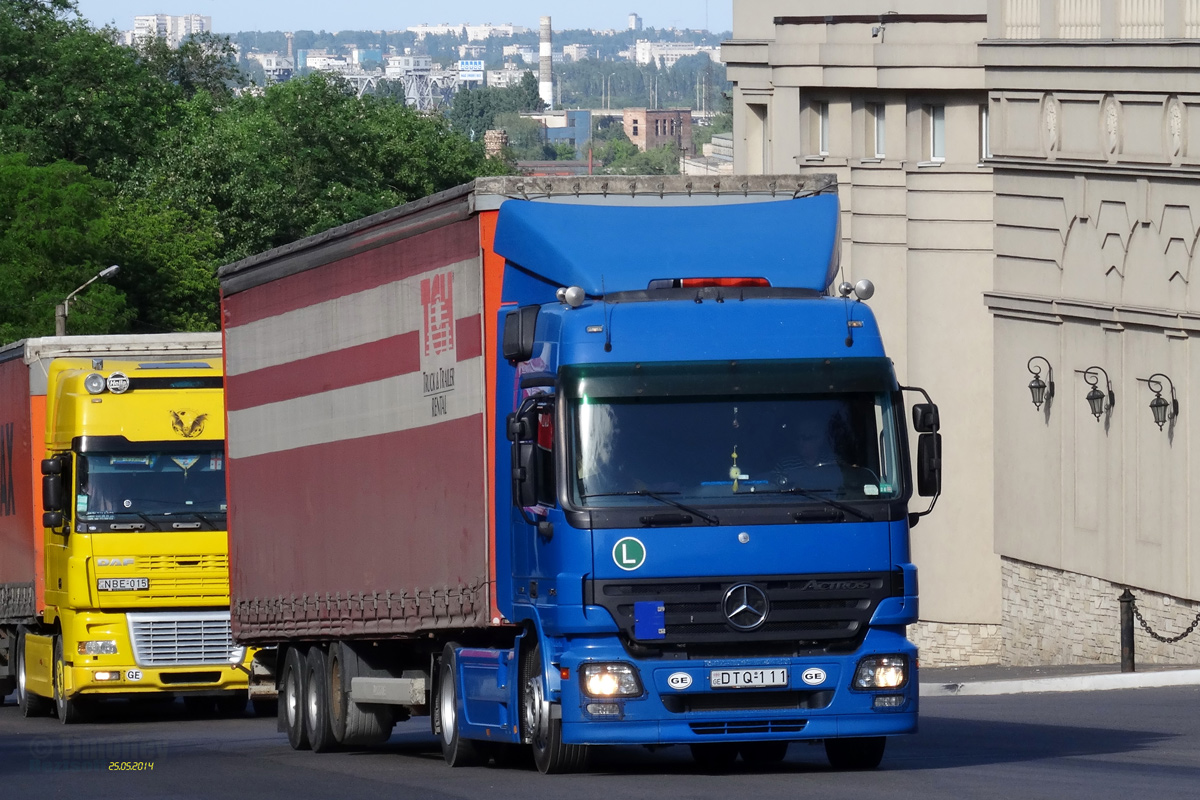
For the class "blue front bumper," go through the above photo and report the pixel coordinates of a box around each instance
[556,628,918,746]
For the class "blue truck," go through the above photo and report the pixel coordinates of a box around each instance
[218,175,941,773]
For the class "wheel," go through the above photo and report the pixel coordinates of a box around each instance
[326,642,392,747]
[304,646,338,752]
[825,736,886,770]
[739,741,789,765]
[280,646,310,751]
[521,641,587,774]
[251,697,278,718]
[16,628,50,717]
[690,742,739,770]
[215,691,248,717]
[53,636,88,724]
[433,643,485,767]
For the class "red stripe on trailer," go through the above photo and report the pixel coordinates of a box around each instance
[227,414,489,632]
[225,315,485,413]
[223,220,480,327]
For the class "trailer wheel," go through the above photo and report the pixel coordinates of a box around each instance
[53,635,88,724]
[433,643,484,767]
[16,627,50,718]
[304,646,338,752]
[521,641,588,774]
[280,647,310,750]
[739,741,789,765]
[327,642,392,747]
[825,736,886,770]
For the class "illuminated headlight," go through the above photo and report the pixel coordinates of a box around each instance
[94,671,121,681]
[78,640,118,655]
[853,655,909,690]
[84,373,107,395]
[580,663,642,698]
[228,646,247,665]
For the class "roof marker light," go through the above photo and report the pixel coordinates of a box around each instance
[649,278,771,289]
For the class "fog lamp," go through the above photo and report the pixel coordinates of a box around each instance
[580,663,642,698]
[853,655,908,690]
[78,640,118,655]
[94,671,121,681]
[873,694,906,708]
[84,373,107,395]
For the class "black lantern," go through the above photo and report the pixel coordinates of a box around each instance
[1137,373,1178,432]
[1076,366,1114,422]
[1026,356,1054,410]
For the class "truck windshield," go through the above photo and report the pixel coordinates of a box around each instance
[76,447,227,520]
[563,360,904,510]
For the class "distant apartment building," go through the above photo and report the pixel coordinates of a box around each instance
[458,44,489,59]
[623,108,693,154]
[246,52,294,83]
[386,55,434,78]
[129,13,211,47]
[503,44,538,64]
[351,49,383,65]
[562,44,597,62]
[629,13,643,31]
[634,40,719,67]
[407,22,529,41]
[486,64,532,89]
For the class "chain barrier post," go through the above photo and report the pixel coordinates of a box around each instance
[1119,588,1135,673]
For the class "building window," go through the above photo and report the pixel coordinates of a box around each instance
[929,105,946,162]
[870,103,885,158]
[979,104,992,161]
[633,120,639,136]
[818,102,830,156]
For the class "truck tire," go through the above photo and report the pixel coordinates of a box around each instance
[53,635,88,724]
[739,741,789,765]
[689,742,739,770]
[16,627,50,718]
[327,642,392,747]
[825,736,886,770]
[433,643,485,767]
[521,641,588,774]
[280,646,310,751]
[304,646,338,752]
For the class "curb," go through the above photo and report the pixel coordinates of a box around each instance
[921,667,1200,697]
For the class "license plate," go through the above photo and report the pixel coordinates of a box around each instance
[710,668,789,689]
[97,578,149,592]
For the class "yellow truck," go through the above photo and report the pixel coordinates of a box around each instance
[0,335,265,722]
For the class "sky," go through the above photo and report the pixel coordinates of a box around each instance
[73,2,734,34]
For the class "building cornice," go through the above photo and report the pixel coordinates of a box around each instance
[984,292,1200,334]
[775,15,987,26]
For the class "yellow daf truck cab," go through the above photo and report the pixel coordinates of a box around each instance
[0,338,260,722]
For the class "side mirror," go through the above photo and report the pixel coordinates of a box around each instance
[916,433,942,497]
[509,400,556,511]
[43,511,63,529]
[912,403,940,433]
[502,305,540,364]
[512,441,540,508]
[42,473,64,513]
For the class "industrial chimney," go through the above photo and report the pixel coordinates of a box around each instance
[539,16,553,110]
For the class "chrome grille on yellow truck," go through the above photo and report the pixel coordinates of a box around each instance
[126,611,235,666]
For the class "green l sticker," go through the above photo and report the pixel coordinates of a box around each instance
[613,537,646,571]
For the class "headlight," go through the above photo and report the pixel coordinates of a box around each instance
[580,663,643,698]
[78,640,118,655]
[853,654,908,690]
[84,373,107,395]
[228,646,247,665]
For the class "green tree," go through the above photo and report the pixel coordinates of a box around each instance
[447,71,545,140]
[127,73,504,262]
[135,30,244,100]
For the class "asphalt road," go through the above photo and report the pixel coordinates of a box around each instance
[1,686,1198,799]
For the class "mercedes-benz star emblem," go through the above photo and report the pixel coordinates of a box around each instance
[723,583,769,630]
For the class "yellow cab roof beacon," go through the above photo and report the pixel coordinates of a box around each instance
[0,335,272,723]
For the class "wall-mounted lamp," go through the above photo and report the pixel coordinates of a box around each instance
[1137,373,1179,431]
[1026,356,1054,410]
[1076,366,1115,422]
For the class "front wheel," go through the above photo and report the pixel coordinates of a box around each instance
[433,643,484,767]
[522,641,588,774]
[53,636,88,724]
[825,736,886,770]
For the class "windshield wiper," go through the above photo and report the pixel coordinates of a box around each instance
[583,490,720,526]
[737,486,872,522]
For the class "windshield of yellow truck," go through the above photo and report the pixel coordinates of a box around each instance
[76,447,227,521]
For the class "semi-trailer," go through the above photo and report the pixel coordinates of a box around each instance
[218,175,941,772]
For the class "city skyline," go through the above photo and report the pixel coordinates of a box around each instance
[73,2,734,34]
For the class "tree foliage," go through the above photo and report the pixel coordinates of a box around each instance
[447,72,545,140]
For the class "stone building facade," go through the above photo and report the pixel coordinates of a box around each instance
[622,109,695,154]
[727,0,1200,666]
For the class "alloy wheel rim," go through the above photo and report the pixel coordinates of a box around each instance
[439,664,456,745]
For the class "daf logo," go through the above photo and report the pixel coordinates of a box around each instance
[723,583,769,631]
[97,558,134,567]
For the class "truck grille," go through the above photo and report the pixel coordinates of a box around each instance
[126,611,235,666]
[588,572,899,648]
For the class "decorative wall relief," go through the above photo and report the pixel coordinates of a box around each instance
[1042,94,1061,156]
[1166,97,1187,162]
[1102,95,1122,161]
